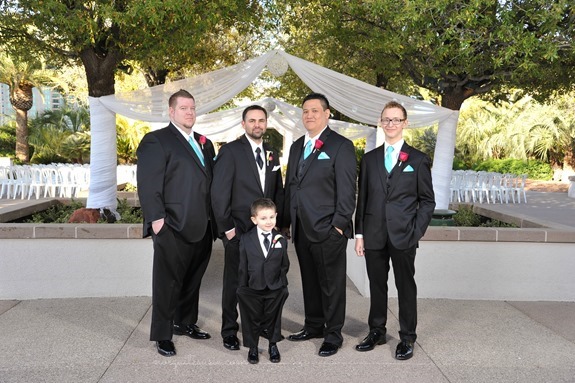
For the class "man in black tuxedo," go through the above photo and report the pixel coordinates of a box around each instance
[137,89,216,357]
[211,105,285,351]
[237,198,289,364]
[284,93,357,357]
[354,101,435,360]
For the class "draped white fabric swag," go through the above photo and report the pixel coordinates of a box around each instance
[87,50,459,212]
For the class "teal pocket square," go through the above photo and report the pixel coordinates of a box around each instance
[403,165,414,172]
[317,152,330,160]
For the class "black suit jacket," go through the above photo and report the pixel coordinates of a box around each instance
[211,135,285,236]
[284,127,357,242]
[238,229,289,290]
[355,142,435,250]
[137,123,217,242]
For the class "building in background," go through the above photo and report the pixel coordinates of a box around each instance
[0,84,64,126]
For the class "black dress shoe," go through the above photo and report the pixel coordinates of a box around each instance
[395,340,414,360]
[318,342,340,357]
[268,343,281,363]
[156,340,176,357]
[247,347,259,364]
[223,335,240,350]
[355,331,386,352]
[287,329,322,341]
[173,324,211,340]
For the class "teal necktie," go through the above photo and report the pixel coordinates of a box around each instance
[303,140,313,160]
[385,146,394,172]
[189,136,205,166]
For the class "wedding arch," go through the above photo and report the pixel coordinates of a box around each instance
[87,50,458,214]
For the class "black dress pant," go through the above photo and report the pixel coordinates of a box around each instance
[150,223,212,341]
[237,286,288,348]
[221,235,241,337]
[364,239,417,342]
[294,219,347,346]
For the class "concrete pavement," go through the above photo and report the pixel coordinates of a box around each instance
[1,190,575,382]
[2,246,575,383]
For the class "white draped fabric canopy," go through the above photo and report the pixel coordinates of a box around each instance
[87,50,459,213]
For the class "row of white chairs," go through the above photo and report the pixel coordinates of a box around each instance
[117,164,137,186]
[0,164,90,200]
[450,170,527,204]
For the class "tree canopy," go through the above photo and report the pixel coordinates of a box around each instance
[0,0,273,96]
[280,0,575,110]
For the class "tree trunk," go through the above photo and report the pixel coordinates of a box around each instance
[79,47,123,97]
[79,47,122,212]
[14,108,29,162]
[440,89,468,111]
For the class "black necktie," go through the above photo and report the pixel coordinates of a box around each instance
[262,232,270,251]
[255,147,263,169]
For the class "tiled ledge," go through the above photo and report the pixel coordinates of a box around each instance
[0,223,574,243]
[0,223,144,239]
[422,226,575,243]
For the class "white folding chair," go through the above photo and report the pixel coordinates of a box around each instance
[43,167,61,198]
[512,174,528,203]
[12,165,32,199]
[57,166,75,198]
[27,166,47,200]
[0,166,16,199]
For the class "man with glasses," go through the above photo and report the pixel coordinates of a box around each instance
[354,101,435,360]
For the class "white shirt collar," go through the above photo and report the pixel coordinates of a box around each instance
[245,134,264,153]
[172,121,195,141]
[385,139,404,155]
[304,126,328,146]
[257,227,272,237]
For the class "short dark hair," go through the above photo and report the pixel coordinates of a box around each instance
[242,105,268,121]
[250,198,276,217]
[382,101,407,119]
[169,89,195,108]
[302,93,330,111]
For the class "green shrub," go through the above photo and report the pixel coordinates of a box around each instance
[22,198,143,224]
[473,158,552,180]
[0,122,16,157]
[115,198,143,223]
[24,200,84,223]
[453,205,518,227]
[453,205,482,226]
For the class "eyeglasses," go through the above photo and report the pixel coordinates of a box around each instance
[380,118,405,126]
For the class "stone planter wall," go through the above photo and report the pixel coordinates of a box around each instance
[1,223,574,301]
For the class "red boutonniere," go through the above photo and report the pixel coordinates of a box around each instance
[398,151,409,166]
[314,139,324,153]
[266,151,273,167]
[199,135,207,149]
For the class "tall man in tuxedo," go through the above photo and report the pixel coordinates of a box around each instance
[284,93,357,357]
[354,101,435,360]
[137,89,216,357]
[211,105,285,351]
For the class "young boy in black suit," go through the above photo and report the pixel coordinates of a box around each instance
[237,198,289,364]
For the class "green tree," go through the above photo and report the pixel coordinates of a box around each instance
[279,0,575,208]
[1,0,275,209]
[281,0,575,110]
[28,106,91,163]
[116,116,150,164]
[0,52,58,162]
[457,93,575,177]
